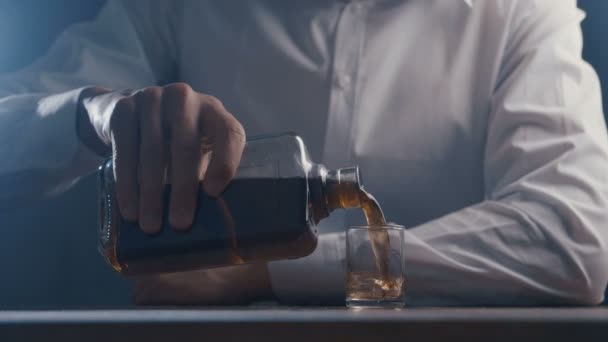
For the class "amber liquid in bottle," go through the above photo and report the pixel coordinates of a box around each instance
[101,177,317,275]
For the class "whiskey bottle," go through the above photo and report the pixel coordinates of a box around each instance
[98,132,368,275]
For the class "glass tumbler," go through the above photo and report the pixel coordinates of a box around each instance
[346,225,405,309]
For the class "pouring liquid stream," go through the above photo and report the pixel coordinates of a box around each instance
[358,188,400,295]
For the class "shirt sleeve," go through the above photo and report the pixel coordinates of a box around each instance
[268,0,608,305]
[0,0,175,204]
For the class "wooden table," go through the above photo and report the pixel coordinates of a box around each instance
[1,307,607,341]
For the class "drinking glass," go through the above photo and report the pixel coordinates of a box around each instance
[346,225,405,309]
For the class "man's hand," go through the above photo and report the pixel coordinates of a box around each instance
[132,263,273,305]
[77,84,269,306]
[77,83,246,233]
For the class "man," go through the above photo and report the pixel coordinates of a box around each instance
[1,0,607,306]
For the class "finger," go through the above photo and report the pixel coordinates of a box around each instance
[164,83,201,231]
[136,87,165,234]
[200,97,246,197]
[110,96,139,222]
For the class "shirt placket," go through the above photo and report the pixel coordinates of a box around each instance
[323,1,370,169]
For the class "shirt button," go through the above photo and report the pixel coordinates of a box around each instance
[334,73,352,90]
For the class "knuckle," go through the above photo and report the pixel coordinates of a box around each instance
[138,86,163,104]
[164,82,192,100]
[202,95,225,112]
[162,83,193,123]
[137,88,163,124]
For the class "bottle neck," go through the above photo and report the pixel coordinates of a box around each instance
[324,166,362,211]
[308,165,362,224]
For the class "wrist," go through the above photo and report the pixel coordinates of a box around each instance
[76,86,112,157]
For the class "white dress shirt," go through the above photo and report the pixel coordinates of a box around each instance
[1,0,607,305]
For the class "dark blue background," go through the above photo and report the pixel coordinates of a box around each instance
[0,0,606,307]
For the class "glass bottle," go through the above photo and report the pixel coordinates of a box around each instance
[98,132,369,275]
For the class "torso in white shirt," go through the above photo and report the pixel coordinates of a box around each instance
[175,0,500,229]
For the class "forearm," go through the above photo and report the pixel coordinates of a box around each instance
[269,197,607,306]
[402,199,607,306]
[0,88,104,203]
[132,262,274,306]
[0,0,167,202]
